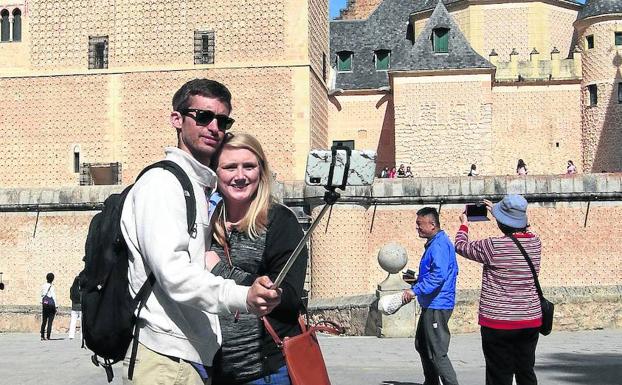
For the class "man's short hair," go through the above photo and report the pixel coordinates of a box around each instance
[416,207,440,228]
[172,78,232,113]
[46,272,55,283]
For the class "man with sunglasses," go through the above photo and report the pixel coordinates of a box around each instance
[121,78,281,385]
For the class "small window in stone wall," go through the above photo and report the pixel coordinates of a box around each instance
[615,32,622,46]
[586,35,594,49]
[618,83,622,104]
[0,9,9,41]
[433,28,449,53]
[588,84,598,106]
[375,50,391,71]
[12,8,20,41]
[194,30,215,64]
[337,51,352,72]
[88,36,109,69]
[80,162,122,185]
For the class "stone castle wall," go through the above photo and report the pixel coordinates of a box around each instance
[578,19,622,173]
[327,92,395,172]
[0,0,329,186]
[392,73,494,177]
[337,0,381,20]
[1,175,621,333]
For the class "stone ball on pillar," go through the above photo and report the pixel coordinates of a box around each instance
[377,242,408,274]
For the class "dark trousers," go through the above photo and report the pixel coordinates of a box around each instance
[415,308,459,385]
[481,326,539,385]
[40,306,56,339]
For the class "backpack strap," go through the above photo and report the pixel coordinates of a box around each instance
[126,160,198,380]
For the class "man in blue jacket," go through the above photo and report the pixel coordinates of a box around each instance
[403,207,459,385]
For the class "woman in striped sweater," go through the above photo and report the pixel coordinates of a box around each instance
[455,194,542,385]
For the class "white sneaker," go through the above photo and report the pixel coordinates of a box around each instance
[378,292,405,315]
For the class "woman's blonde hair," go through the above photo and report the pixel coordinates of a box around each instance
[212,133,275,246]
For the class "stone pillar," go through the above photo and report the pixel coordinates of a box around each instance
[550,47,560,79]
[376,242,416,337]
[8,15,13,42]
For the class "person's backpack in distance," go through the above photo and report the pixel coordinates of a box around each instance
[80,160,197,383]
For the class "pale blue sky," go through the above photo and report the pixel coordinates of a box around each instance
[330,0,348,19]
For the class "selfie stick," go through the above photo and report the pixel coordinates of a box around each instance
[273,146,351,288]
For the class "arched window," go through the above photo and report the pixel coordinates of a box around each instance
[1,9,10,42]
[12,8,21,42]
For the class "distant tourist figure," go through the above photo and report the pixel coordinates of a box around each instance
[388,166,397,178]
[404,166,414,178]
[516,159,528,176]
[468,164,478,177]
[397,164,406,178]
[380,167,389,178]
[68,274,82,340]
[566,160,577,175]
[40,272,57,341]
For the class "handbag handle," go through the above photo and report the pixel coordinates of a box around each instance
[508,234,544,301]
[262,316,343,348]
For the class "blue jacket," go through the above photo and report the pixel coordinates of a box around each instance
[412,230,459,310]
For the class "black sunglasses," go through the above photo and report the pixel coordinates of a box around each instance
[180,109,235,131]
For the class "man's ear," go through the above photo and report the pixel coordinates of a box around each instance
[170,111,183,130]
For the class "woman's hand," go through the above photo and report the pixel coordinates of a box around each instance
[483,199,494,213]
[459,212,469,226]
[204,250,221,271]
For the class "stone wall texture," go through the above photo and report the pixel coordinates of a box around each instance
[338,0,381,20]
[392,74,494,177]
[492,84,583,176]
[0,0,329,186]
[579,20,622,173]
[327,93,395,172]
[1,175,621,333]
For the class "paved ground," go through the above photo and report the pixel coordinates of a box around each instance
[0,329,620,384]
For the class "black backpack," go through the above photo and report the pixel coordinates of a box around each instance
[80,160,197,382]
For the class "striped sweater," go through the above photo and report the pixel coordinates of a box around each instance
[455,225,543,330]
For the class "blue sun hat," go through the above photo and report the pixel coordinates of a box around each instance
[492,194,528,228]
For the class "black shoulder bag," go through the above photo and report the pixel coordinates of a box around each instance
[508,235,554,336]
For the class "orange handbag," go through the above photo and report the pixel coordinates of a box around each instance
[263,316,342,385]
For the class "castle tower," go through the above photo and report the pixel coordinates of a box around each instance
[575,0,622,172]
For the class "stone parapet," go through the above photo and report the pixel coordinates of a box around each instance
[278,173,622,206]
[307,285,622,336]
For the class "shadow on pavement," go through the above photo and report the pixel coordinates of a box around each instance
[538,352,622,384]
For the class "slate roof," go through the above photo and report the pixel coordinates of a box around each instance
[577,0,622,20]
[330,0,416,90]
[395,1,494,72]
[330,0,492,90]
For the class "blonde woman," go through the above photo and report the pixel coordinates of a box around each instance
[205,133,308,385]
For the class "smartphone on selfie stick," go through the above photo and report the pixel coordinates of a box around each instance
[273,146,377,288]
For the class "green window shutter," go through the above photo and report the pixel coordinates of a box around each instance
[433,28,449,53]
[615,32,622,46]
[337,52,352,72]
[375,50,390,70]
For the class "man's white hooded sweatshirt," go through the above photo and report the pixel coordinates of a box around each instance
[121,147,249,365]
